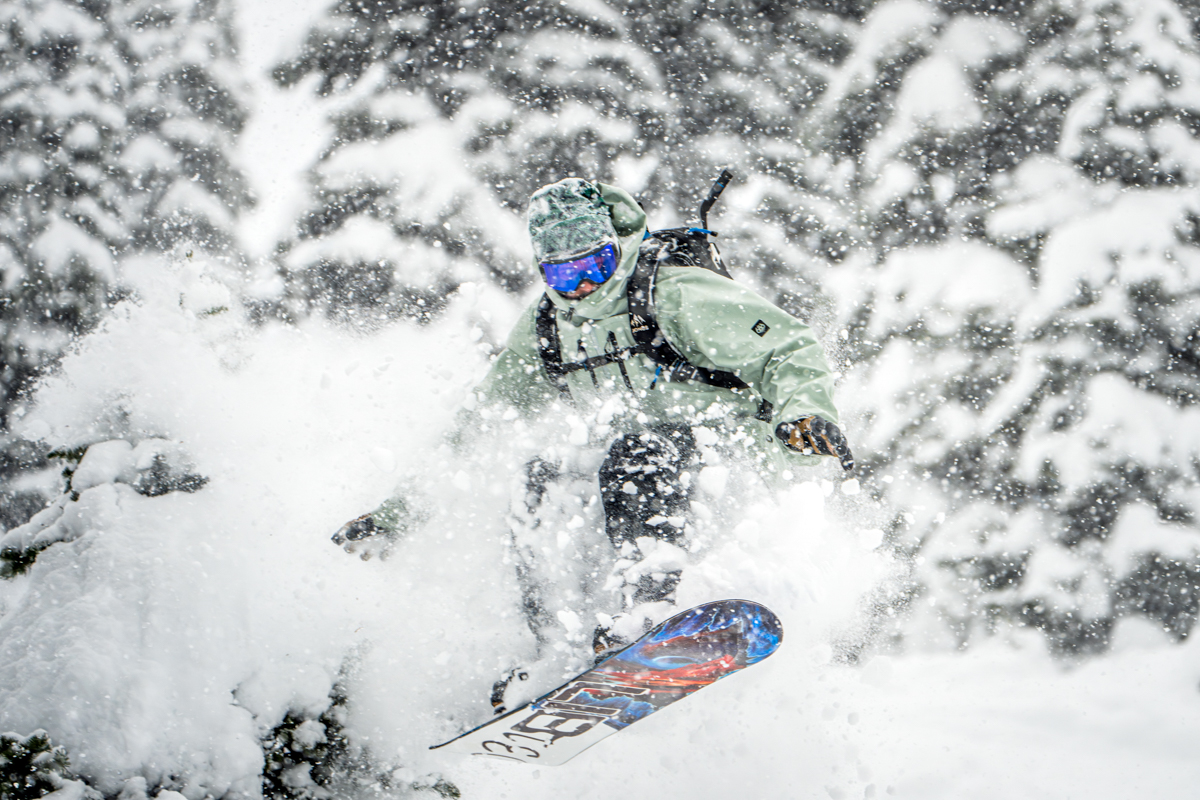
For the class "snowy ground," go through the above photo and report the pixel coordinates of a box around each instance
[845,636,1200,800]
[456,633,1200,800]
[3,254,1197,799]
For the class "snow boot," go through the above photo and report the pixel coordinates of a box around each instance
[490,667,531,715]
[592,624,633,664]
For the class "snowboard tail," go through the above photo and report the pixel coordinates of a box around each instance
[430,599,783,766]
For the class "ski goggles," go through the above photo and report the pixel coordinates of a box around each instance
[539,242,619,294]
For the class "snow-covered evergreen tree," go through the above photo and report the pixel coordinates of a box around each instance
[0,0,251,527]
[810,0,1200,654]
[269,1,863,329]
[269,0,1200,658]
[7,1,1200,795]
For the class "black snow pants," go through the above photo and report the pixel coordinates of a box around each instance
[598,425,697,606]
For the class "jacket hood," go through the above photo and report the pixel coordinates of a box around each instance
[527,178,619,263]
[535,181,648,320]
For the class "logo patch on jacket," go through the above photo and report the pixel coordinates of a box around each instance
[752,320,770,337]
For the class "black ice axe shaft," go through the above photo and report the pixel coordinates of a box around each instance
[698,168,734,231]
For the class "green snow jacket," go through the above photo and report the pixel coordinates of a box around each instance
[468,182,840,477]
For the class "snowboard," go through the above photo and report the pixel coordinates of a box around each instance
[430,599,783,766]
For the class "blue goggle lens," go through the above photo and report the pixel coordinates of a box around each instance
[540,243,619,293]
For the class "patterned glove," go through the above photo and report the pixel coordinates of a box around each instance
[331,514,383,547]
[331,495,419,559]
[775,416,855,472]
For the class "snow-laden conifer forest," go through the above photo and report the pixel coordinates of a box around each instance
[2,1,1200,797]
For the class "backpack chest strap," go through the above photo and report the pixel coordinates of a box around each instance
[535,294,573,401]
[535,295,640,403]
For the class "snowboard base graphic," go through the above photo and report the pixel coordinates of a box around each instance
[430,599,783,766]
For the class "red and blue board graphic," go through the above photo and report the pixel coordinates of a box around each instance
[432,600,783,765]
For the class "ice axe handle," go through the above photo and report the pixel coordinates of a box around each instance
[699,168,734,231]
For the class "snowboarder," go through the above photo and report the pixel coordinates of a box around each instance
[333,175,851,695]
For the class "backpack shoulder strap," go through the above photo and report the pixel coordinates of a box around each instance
[535,293,573,402]
[628,237,748,392]
[629,233,775,422]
